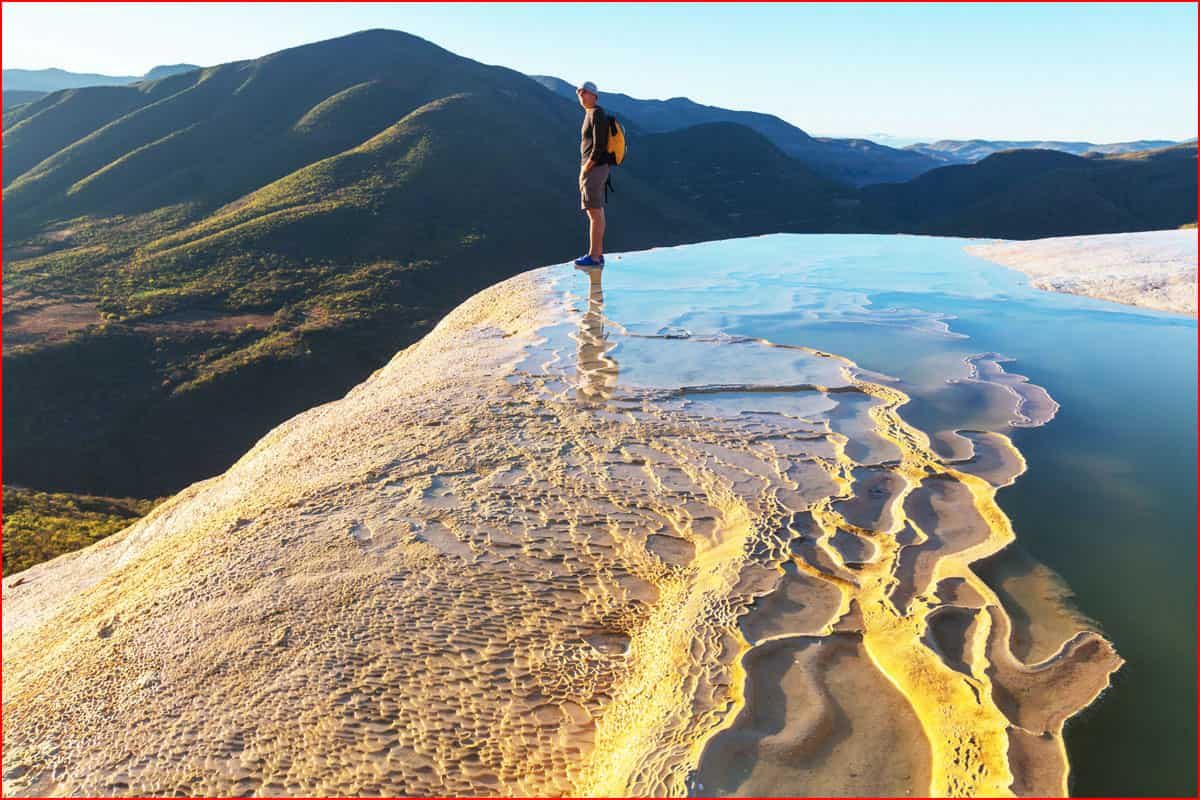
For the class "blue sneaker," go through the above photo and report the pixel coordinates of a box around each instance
[573,254,605,267]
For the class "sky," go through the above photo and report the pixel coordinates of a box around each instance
[3,2,1196,142]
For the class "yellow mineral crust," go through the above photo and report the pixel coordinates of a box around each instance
[2,265,1121,797]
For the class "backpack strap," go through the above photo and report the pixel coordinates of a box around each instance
[604,173,614,203]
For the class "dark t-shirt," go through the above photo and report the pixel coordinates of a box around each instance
[580,105,610,166]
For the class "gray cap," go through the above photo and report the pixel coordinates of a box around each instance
[577,80,598,95]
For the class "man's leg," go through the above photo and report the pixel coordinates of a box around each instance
[586,208,606,259]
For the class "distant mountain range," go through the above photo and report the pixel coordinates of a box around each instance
[2,63,201,91]
[906,138,1189,164]
[9,62,1187,174]
[2,64,201,111]
[844,132,930,148]
[530,75,1194,184]
[530,75,942,186]
[859,143,1197,237]
[3,29,1194,500]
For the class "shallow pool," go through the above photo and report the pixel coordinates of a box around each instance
[568,233,1196,796]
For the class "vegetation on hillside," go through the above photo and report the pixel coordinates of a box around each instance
[2,486,163,576]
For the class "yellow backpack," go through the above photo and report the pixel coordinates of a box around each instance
[605,116,626,166]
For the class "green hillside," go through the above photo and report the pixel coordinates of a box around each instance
[3,29,849,498]
[1,486,164,576]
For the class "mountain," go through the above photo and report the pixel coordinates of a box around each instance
[839,132,930,148]
[3,29,848,498]
[534,77,1190,176]
[859,142,1198,238]
[2,64,200,91]
[530,74,942,186]
[2,89,46,109]
[907,137,1187,164]
[4,30,1193,501]
[143,64,201,81]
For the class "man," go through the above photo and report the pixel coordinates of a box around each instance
[574,81,609,268]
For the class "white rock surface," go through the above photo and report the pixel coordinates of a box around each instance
[966,229,1197,315]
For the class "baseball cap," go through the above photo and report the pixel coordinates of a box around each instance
[577,81,598,95]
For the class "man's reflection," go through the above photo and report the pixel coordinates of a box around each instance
[575,266,619,404]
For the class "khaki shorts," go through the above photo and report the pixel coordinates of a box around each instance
[579,163,610,210]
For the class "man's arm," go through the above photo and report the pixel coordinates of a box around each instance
[584,109,609,172]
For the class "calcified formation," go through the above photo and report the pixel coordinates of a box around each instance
[966,229,1198,315]
[3,264,1120,797]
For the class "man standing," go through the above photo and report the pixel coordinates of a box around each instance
[574,81,610,268]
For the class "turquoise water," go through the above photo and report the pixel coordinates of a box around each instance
[570,233,1197,796]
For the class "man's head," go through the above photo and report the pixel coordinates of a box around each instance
[576,80,599,109]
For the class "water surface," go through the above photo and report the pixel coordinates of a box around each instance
[570,233,1196,796]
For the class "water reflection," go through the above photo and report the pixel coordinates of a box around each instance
[579,234,1197,795]
[575,266,619,403]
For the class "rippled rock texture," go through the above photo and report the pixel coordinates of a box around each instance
[3,257,1120,797]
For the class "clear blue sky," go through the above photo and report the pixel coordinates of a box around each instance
[3,2,1196,141]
